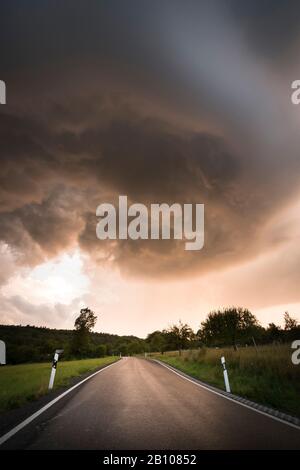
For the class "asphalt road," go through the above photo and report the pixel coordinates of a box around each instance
[1,357,300,449]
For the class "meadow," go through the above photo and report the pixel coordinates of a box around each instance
[0,356,118,412]
[151,344,300,418]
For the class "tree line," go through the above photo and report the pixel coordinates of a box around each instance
[146,309,300,353]
[0,307,299,364]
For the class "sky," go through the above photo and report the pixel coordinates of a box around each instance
[1,0,300,336]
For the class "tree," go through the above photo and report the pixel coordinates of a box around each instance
[96,344,107,357]
[74,307,97,332]
[163,321,195,353]
[127,340,144,355]
[283,312,300,341]
[199,307,259,348]
[118,342,128,356]
[146,330,167,353]
[284,312,298,330]
[265,323,282,343]
[71,307,97,356]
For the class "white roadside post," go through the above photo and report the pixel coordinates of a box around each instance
[221,356,231,393]
[0,340,6,365]
[48,349,64,390]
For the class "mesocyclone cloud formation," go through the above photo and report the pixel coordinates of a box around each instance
[1,0,300,335]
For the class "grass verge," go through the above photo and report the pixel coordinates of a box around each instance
[153,345,300,418]
[0,356,118,413]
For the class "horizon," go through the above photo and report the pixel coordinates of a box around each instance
[0,302,294,339]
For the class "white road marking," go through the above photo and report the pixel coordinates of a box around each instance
[0,359,121,446]
[153,359,300,432]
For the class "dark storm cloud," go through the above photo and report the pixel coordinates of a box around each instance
[2,1,298,68]
[227,0,300,62]
[1,1,300,278]
[0,90,282,278]
[0,113,57,211]
[0,99,244,276]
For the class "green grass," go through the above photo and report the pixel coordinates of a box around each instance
[0,356,118,413]
[152,345,300,418]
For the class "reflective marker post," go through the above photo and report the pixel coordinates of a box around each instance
[49,349,64,390]
[221,356,231,393]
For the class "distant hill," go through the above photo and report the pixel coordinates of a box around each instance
[0,324,146,364]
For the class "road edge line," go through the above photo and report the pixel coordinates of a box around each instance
[0,358,121,446]
[151,359,300,432]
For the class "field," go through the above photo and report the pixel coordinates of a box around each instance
[0,356,118,413]
[151,344,300,418]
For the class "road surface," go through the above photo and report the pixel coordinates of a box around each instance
[1,357,300,449]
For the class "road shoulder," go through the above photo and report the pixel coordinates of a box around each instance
[150,358,300,430]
